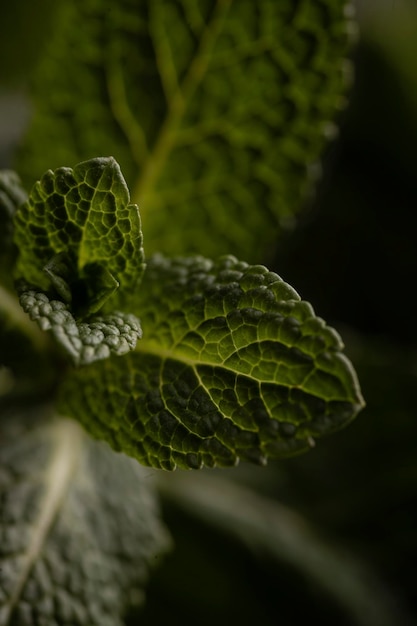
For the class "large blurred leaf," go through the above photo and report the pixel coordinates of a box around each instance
[0,170,27,290]
[59,255,363,470]
[0,0,61,83]
[0,406,170,624]
[18,0,354,261]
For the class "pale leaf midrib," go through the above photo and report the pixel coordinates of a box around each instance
[137,340,313,390]
[106,58,149,169]
[135,340,356,404]
[131,0,233,208]
[1,419,84,624]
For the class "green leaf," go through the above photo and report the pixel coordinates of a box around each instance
[19,289,142,365]
[59,255,364,470]
[0,170,27,290]
[0,406,170,624]
[13,157,145,316]
[0,170,27,224]
[17,0,354,262]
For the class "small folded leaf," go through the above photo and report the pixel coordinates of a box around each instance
[0,285,56,394]
[19,289,142,366]
[0,407,170,625]
[59,255,364,470]
[13,157,145,316]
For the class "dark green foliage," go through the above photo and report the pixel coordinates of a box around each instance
[59,254,363,469]
[13,157,145,315]
[17,0,354,262]
[0,407,170,624]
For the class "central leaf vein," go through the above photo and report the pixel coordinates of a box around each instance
[1,420,84,624]
[132,0,233,207]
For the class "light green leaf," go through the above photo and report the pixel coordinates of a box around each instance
[0,406,170,625]
[59,255,364,470]
[19,289,142,366]
[13,157,145,316]
[17,0,354,262]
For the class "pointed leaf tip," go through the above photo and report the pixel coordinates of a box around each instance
[59,254,364,470]
[13,157,145,316]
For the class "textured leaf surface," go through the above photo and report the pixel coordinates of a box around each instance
[59,255,364,470]
[18,0,354,261]
[13,157,145,315]
[19,290,142,365]
[0,406,170,625]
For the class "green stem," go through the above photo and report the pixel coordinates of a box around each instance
[0,284,47,352]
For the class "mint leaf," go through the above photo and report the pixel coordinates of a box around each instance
[19,289,142,365]
[18,0,354,262]
[13,157,145,316]
[0,406,170,624]
[59,255,364,470]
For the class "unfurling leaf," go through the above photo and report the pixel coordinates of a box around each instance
[59,255,364,470]
[13,156,145,316]
[17,0,354,262]
[0,406,170,625]
[11,157,145,364]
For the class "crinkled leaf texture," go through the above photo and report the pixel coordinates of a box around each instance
[19,290,142,366]
[59,255,364,470]
[18,0,354,262]
[12,157,145,364]
[13,156,145,315]
[0,406,170,625]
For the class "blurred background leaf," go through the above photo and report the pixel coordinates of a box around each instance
[13,0,353,262]
[0,0,61,84]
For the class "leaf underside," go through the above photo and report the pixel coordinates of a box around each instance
[19,290,142,366]
[59,255,364,470]
[0,407,170,625]
[17,0,354,262]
